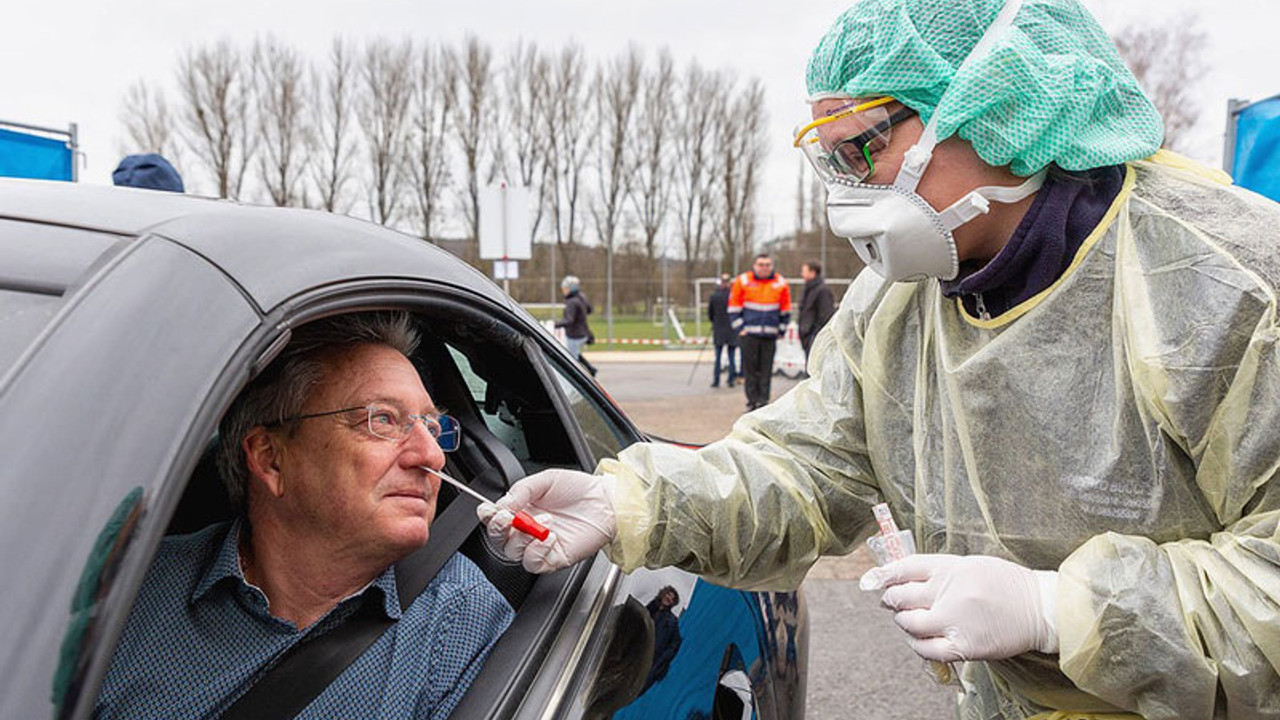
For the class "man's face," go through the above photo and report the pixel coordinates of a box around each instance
[801,264,816,281]
[660,589,676,608]
[753,257,773,277]
[271,343,445,564]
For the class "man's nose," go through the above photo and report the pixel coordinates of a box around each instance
[401,420,445,469]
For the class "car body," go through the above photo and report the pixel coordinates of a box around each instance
[0,179,806,720]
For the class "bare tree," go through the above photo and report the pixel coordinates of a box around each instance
[718,79,767,269]
[1112,14,1208,153]
[795,157,807,236]
[404,42,451,242]
[251,36,310,206]
[310,38,357,214]
[591,48,643,338]
[443,36,495,243]
[503,41,551,253]
[118,80,182,169]
[358,38,413,226]
[672,62,722,283]
[809,174,826,234]
[540,44,591,273]
[627,50,676,314]
[176,41,254,199]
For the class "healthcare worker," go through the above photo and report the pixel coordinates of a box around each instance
[482,1,1280,717]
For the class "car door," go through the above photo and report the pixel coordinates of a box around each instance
[0,227,263,720]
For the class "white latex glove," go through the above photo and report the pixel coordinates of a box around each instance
[476,468,617,573]
[859,554,1059,662]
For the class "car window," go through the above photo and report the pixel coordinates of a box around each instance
[447,343,534,463]
[548,360,634,464]
[0,289,62,374]
[0,220,121,378]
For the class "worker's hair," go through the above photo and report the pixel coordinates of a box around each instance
[754,253,771,262]
[215,311,420,512]
[647,585,681,613]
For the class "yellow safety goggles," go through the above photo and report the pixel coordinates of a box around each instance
[792,96,895,147]
[794,97,916,184]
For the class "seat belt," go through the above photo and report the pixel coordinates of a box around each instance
[218,497,480,720]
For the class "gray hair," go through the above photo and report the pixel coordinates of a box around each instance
[216,311,420,511]
[560,275,580,292]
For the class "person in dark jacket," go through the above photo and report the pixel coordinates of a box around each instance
[556,275,597,377]
[642,586,683,692]
[798,260,836,361]
[707,274,739,388]
[111,153,185,192]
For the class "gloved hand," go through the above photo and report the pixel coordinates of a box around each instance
[476,468,617,573]
[859,554,1059,662]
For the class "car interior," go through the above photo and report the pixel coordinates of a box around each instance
[158,298,637,718]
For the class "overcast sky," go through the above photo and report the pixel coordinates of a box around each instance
[4,0,1277,239]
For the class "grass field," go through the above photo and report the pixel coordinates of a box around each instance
[523,310,710,350]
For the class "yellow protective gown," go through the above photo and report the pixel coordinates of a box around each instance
[600,154,1280,719]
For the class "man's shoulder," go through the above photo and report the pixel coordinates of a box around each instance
[426,554,513,613]
[145,523,231,589]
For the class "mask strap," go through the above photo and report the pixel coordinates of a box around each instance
[893,0,1026,194]
[937,170,1047,231]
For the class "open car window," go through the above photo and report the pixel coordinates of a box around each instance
[120,298,606,720]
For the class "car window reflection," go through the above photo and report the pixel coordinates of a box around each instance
[51,486,144,715]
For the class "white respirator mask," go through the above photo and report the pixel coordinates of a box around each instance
[818,0,1044,283]
[827,168,1045,283]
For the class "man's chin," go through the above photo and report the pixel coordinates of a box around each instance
[383,511,433,551]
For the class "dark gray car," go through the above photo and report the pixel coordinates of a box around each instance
[0,180,806,720]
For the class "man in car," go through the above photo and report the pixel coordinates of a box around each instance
[95,311,513,720]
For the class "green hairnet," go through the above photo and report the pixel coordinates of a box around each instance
[805,0,1164,175]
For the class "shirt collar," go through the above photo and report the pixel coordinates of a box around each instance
[192,519,248,604]
[191,519,401,620]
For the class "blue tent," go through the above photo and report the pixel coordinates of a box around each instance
[1226,95,1280,202]
[0,122,76,182]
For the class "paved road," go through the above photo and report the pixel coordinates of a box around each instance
[589,353,958,719]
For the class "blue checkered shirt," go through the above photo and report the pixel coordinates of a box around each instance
[94,520,513,719]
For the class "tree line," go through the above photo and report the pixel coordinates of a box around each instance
[119,37,769,308]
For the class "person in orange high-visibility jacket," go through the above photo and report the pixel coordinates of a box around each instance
[728,253,791,411]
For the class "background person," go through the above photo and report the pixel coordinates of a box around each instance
[96,312,513,720]
[707,273,739,388]
[797,260,835,362]
[557,275,597,377]
[641,586,683,692]
[481,1,1280,718]
[728,254,791,411]
[111,152,184,192]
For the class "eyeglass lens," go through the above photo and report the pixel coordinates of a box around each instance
[365,405,461,452]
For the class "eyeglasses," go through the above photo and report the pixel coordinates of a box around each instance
[794,97,917,184]
[269,404,461,452]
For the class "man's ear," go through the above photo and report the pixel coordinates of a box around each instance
[243,428,287,499]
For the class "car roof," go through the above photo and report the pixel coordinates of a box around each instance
[0,179,512,313]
